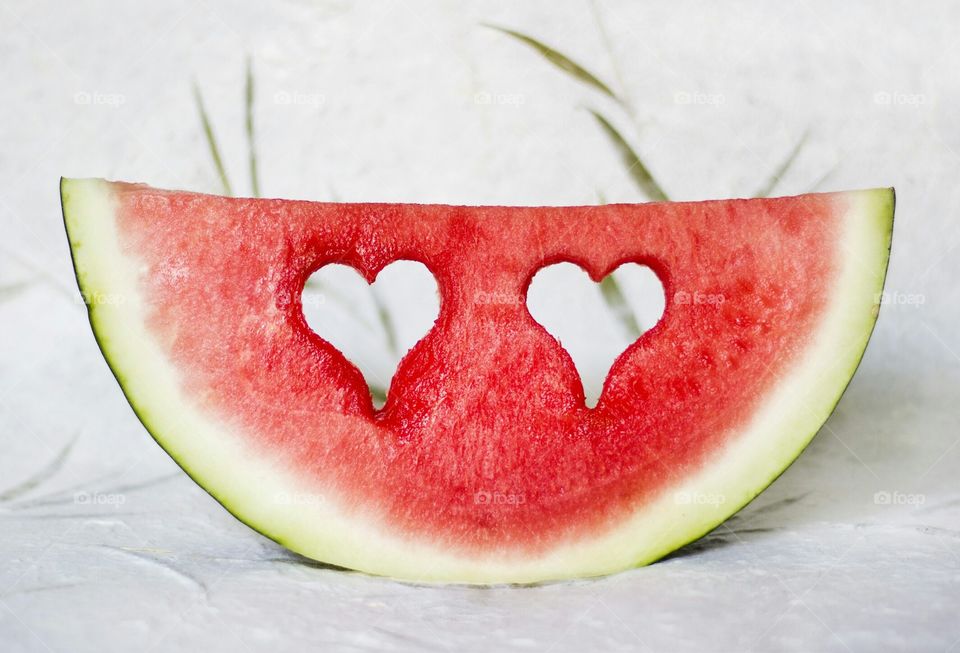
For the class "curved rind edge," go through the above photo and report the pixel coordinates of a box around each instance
[61,178,894,584]
[639,187,895,568]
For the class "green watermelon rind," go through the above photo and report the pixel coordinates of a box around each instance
[61,178,893,584]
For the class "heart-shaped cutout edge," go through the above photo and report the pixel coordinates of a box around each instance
[526,262,666,408]
[301,260,440,409]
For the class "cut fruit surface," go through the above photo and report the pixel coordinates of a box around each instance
[61,178,893,583]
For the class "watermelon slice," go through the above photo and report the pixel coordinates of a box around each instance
[61,178,893,584]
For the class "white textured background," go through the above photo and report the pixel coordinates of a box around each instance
[1,1,959,651]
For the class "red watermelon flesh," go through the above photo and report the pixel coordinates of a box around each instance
[61,179,893,583]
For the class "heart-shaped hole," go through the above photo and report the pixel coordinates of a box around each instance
[527,262,665,408]
[302,261,440,408]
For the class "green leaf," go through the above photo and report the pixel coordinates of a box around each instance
[193,82,233,196]
[245,56,261,198]
[483,24,620,103]
[588,109,669,202]
[754,130,808,198]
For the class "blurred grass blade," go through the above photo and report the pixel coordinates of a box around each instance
[369,385,388,407]
[193,82,233,196]
[600,275,642,339]
[483,24,620,103]
[754,130,808,198]
[806,163,838,193]
[0,280,33,302]
[588,109,669,201]
[595,190,642,337]
[303,278,377,331]
[303,277,392,404]
[245,57,261,198]
[370,285,399,357]
[0,436,77,503]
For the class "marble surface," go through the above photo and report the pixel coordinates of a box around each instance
[1,1,958,651]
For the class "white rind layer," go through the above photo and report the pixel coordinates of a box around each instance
[62,178,893,584]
